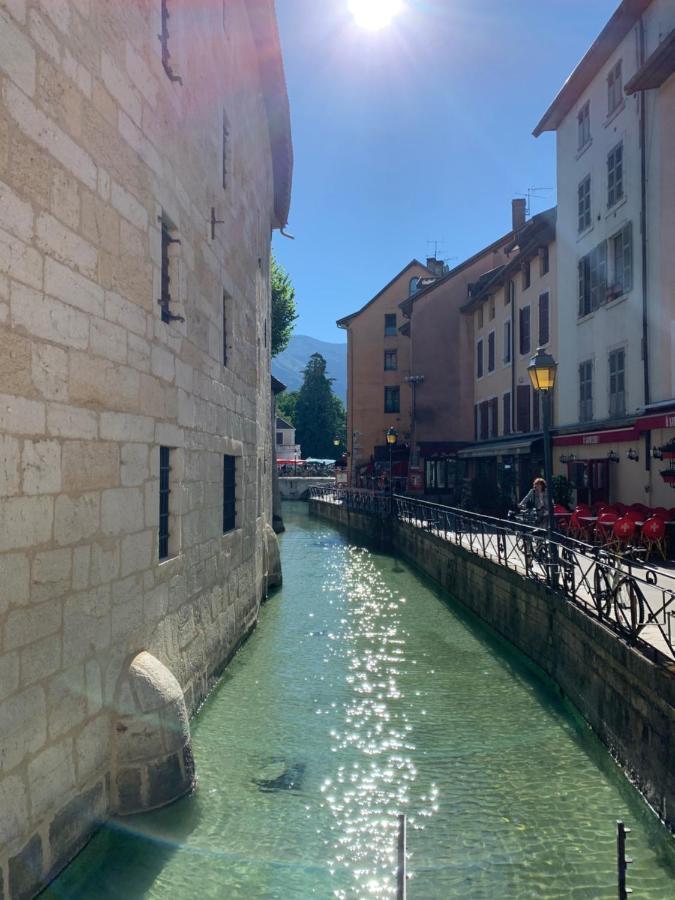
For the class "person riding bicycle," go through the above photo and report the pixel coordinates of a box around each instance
[519,477,549,527]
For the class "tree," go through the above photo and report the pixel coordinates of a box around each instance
[294,353,344,459]
[271,256,298,357]
[276,390,298,426]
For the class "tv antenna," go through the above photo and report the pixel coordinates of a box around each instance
[426,239,444,260]
[517,187,553,218]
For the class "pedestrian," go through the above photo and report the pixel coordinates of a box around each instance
[519,477,549,526]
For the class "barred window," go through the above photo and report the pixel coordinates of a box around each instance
[384,350,397,371]
[578,175,591,232]
[223,455,236,533]
[607,142,623,208]
[159,446,172,560]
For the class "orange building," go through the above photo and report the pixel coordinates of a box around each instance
[337,260,440,484]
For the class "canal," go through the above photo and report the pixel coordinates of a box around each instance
[47,502,675,898]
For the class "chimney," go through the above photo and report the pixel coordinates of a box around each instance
[426,257,443,276]
[512,198,526,231]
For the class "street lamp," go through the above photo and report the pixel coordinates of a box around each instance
[528,347,558,583]
[386,427,398,497]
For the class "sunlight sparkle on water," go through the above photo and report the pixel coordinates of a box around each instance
[348,0,404,31]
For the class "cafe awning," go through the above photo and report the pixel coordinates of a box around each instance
[457,435,542,460]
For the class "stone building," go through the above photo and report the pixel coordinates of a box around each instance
[0,0,291,896]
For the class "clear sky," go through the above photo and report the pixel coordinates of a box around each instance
[272,0,619,343]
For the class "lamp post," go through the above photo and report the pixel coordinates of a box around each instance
[528,347,558,586]
[386,427,398,498]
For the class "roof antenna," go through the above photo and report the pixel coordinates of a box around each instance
[523,187,553,218]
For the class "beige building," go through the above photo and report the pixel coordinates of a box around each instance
[458,207,558,507]
[0,1,291,895]
[337,259,438,483]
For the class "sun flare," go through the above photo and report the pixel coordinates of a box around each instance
[348,0,404,31]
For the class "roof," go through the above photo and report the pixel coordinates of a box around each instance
[462,208,557,313]
[625,27,675,93]
[246,0,293,228]
[399,228,513,318]
[336,259,433,328]
[533,0,651,136]
[276,415,294,429]
[271,375,286,394]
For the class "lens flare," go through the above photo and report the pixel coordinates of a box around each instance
[348,0,404,31]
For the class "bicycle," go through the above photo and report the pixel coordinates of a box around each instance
[592,544,647,635]
[508,509,551,572]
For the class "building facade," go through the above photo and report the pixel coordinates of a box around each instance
[534,0,675,508]
[0,0,291,895]
[400,222,512,498]
[275,414,301,461]
[337,259,435,484]
[458,207,558,508]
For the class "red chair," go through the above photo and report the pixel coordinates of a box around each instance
[554,504,571,533]
[609,516,637,552]
[614,502,627,514]
[624,509,644,525]
[642,516,667,561]
[570,509,593,542]
[596,512,619,545]
[651,507,669,519]
[629,503,649,514]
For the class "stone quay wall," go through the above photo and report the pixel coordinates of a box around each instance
[0,1,285,896]
[310,499,675,830]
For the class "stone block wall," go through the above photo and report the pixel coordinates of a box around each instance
[0,1,283,895]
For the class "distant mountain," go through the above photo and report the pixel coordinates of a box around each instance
[272,335,347,401]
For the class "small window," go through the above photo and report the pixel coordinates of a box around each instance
[222,110,229,190]
[611,222,633,296]
[479,401,489,440]
[577,101,591,150]
[539,246,549,276]
[384,350,398,371]
[538,293,549,346]
[476,339,484,378]
[503,320,512,365]
[503,392,511,435]
[578,175,591,232]
[607,142,623,208]
[159,0,183,84]
[159,446,172,560]
[489,299,495,321]
[609,348,626,418]
[607,60,623,116]
[519,305,530,356]
[522,260,531,290]
[384,313,397,336]
[223,455,236,533]
[384,386,400,414]
[159,213,183,324]
[476,307,483,330]
[222,292,229,365]
[579,360,593,422]
[487,331,495,373]
[276,432,283,445]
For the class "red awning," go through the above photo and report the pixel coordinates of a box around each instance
[277,459,305,465]
[636,411,675,432]
[553,426,637,447]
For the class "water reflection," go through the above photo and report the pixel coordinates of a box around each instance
[47,503,675,899]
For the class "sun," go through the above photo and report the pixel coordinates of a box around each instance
[348,0,404,31]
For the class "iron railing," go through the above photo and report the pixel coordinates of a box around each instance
[309,487,675,661]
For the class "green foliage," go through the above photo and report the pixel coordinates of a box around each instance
[552,474,573,508]
[294,353,345,460]
[276,390,298,426]
[271,256,298,357]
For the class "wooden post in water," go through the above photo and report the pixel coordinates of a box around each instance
[397,813,407,900]
[617,820,632,899]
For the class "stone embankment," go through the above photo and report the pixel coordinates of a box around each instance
[310,498,675,831]
[279,477,334,501]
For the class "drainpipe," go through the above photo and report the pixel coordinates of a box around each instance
[639,18,650,410]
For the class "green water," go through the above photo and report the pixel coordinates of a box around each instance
[46,503,674,898]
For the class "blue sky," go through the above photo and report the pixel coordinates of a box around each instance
[272,0,618,343]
